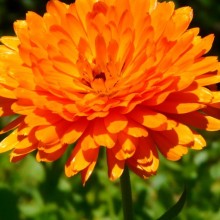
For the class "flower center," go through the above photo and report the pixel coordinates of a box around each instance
[94,72,106,81]
[91,69,108,94]
[77,57,119,95]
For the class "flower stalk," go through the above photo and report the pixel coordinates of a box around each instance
[120,166,134,220]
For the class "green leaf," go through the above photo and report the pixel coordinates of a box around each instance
[157,186,187,220]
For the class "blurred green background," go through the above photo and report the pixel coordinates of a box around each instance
[0,0,220,219]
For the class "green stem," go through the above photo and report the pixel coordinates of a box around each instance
[120,166,134,220]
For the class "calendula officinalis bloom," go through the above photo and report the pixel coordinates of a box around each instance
[0,0,220,184]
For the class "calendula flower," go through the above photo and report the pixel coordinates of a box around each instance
[0,0,220,184]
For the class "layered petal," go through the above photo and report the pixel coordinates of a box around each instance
[0,0,220,183]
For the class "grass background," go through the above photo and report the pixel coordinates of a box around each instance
[0,0,220,219]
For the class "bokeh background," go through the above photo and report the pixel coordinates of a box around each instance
[0,0,220,219]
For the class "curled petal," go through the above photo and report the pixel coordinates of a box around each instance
[111,132,138,160]
[127,136,159,178]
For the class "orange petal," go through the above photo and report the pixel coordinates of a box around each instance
[191,131,206,150]
[164,6,193,40]
[46,0,68,22]
[189,56,219,78]
[166,145,188,161]
[9,130,37,162]
[127,136,159,178]
[81,160,98,185]
[154,101,205,114]
[62,118,88,144]
[0,98,15,116]
[0,116,24,134]
[95,34,107,69]
[150,2,175,41]
[24,110,62,127]
[10,153,28,163]
[203,105,220,120]
[35,125,61,144]
[106,148,125,181]
[74,0,93,30]
[0,36,20,51]
[171,111,220,131]
[0,130,19,153]
[127,159,158,179]
[65,142,99,177]
[152,131,188,161]
[131,136,158,166]
[158,123,194,146]
[80,127,99,151]
[111,132,137,160]
[124,119,148,137]
[196,72,220,86]
[65,13,87,47]
[93,118,117,148]
[10,144,37,163]
[104,112,128,133]
[36,142,68,162]
[129,106,167,131]
[171,84,213,103]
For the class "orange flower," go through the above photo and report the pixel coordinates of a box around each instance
[0,0,220,184]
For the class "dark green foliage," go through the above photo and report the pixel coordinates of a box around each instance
[157,187,187,220]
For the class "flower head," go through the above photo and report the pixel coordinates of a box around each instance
[0,0,220,183]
